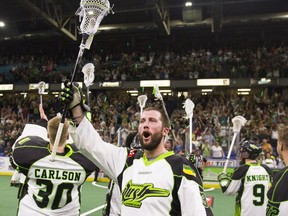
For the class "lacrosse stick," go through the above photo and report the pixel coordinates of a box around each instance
[183,99,195,153]
[223,116,247,173]
[153,84,171,128]
[137,95,148,116]
[37,81,46,105]
[117,127,121,147]
[50,0,110,161]
[82,63,95,106]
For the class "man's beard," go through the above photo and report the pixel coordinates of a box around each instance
[140,132,163,151]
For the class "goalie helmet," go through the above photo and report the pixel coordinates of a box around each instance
[239,140,262,159]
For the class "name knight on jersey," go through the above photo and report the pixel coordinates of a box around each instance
[246,174,269,181]
[34,168,82,181]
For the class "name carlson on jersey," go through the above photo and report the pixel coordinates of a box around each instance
[246,174,269,182]
[34,168,82,181]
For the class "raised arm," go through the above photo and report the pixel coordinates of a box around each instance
[60,81,127,182]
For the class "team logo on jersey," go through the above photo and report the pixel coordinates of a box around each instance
[122,180,170,208]
[200,192,209,208]
[183,164,196,177]
[266,202,280,216]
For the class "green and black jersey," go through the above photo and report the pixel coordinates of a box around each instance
[223,163,273,216]
[12,124,97,216]
[267,166,288,216]
[75,117,213,216]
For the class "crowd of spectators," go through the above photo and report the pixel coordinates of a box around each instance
[0,44,288,83]
[1,86,287,170]
[0,44,288,170]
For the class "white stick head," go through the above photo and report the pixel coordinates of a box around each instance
[137,95,148,116]
[232,116,247,133]
[37,81,46,95]
[137,95,148,108]
[82,63,95,87]
[183,98,195,119]
[76,0,110,35]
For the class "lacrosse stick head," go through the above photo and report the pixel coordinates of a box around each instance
[137,95,148,109]
[153,84,163,101]
[232,116,247,133]
[183,99,195,119]
[138,95,148,116]
[82,63,95,87]
[37,81,46,95]
[76,0,110,35]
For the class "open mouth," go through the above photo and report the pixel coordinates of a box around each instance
[142,131,151,141]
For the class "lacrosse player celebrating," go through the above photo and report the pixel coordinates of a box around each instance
[218,140,273,216]
[266,124,288,216]
[10,104,98,216]
[61,83,213,216]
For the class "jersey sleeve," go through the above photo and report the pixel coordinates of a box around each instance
[260,164,274,183]
[75,117,127,182]
[178,176,213,216]
[176,157,213,216]
[12,136,49,175]
[13,123,49,148]
[267,167,288,216]
[224,165,249,195]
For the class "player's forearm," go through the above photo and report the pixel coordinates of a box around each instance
[223,180,240,195]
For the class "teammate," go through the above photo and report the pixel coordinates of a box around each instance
[11,105,97,216]
[266,124,288,216]
[10,104,48,199]
[61,82,213,216]
[218,140,273,216]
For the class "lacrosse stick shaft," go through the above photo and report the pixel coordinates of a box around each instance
[189,115,193,153]
[117,127,121,147]
[160,99,170,128]
[50,35,89,161]
[86,86,90,106]
[50,123,64,160]
[223,132,237,173]
[40,95,43,105]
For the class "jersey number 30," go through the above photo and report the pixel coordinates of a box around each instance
[33,179,73,210]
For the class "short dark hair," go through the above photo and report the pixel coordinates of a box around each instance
[143,107,169,128]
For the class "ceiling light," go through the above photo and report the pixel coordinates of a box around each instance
[237,88,251,92]
[140,80,170,87]
[185,2,193,7]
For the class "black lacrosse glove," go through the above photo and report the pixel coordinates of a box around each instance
[217,172,231,192]
[60,80,90,112]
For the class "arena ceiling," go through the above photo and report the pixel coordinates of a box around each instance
[0,0,288,43]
